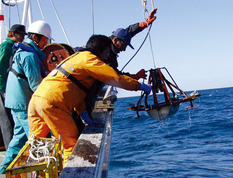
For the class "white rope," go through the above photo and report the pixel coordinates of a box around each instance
[148,29,156,68]
[36,0,45,20]
[49,0,71,45]
[142,2,156,68]
[150,0,156,68]
[27,135,57,169]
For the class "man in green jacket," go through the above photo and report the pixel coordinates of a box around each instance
[0,24,26,92]
[0,24,26,150]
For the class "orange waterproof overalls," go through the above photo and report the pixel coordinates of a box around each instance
[28,51,140,164]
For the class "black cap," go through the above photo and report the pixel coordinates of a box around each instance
[9,24,27,34]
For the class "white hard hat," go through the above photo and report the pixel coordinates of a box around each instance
[28,20,53,40]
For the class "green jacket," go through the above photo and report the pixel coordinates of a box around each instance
[0,37,14,93]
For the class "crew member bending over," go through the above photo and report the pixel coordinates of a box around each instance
[28,35,152,165]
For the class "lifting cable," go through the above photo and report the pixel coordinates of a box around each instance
[134,0,156,115]
[121,24,152,72]
[121,0,156,71]
[144,0,156,69]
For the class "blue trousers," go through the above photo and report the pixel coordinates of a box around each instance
[0,109,28,174]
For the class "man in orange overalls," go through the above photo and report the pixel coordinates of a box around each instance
[28,35,151,165]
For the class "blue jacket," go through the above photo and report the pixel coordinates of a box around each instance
[5,38,46,110]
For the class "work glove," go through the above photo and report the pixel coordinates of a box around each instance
[139,8,157,28]
[130,69,147,80]
[139,83,152,94]
[80,110,95,126]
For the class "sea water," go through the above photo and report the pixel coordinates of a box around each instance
[108,87,233,177]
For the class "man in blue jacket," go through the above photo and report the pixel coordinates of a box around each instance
[109,8,157,77]
[84,8,157,118]
[0,20,53,174]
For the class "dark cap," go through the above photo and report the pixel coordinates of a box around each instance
[112,28,134,49]
[9,24,27,34]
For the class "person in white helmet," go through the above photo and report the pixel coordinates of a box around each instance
[0,20,52,174]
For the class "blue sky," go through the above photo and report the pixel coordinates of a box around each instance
[2,0,233,97]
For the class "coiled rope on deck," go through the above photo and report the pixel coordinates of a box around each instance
[27,134,57,169]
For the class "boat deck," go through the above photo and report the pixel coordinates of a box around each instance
[0,97,115,178]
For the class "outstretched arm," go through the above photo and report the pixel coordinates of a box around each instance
[139,8,157,28]
[126,8,157,37]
